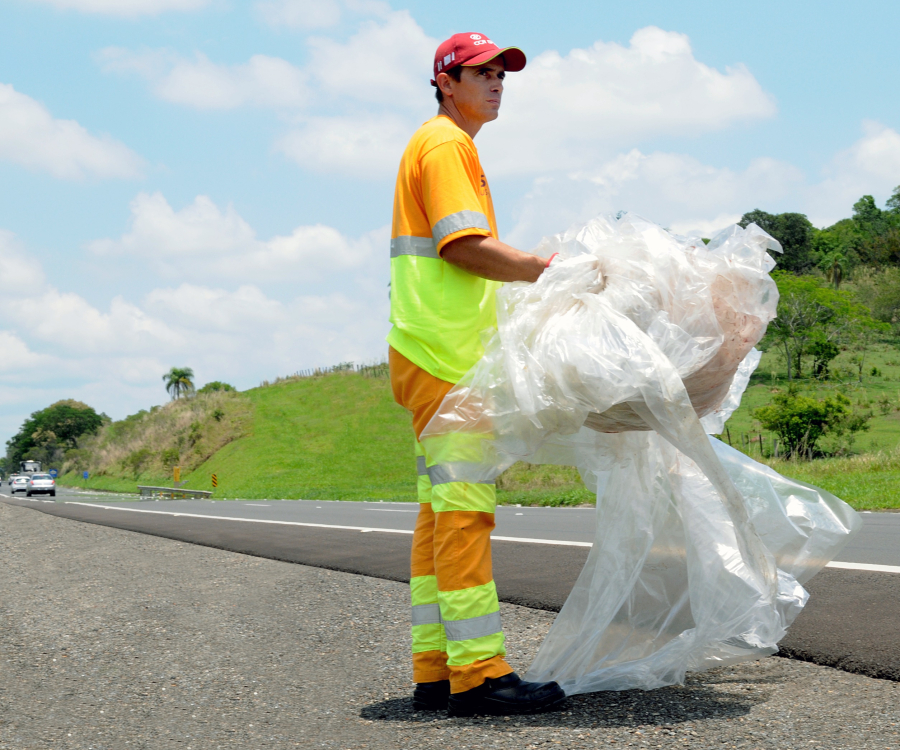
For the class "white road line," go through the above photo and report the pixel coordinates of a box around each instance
[65,502,415,535]
[824,561,900,574]
[49,501,900,573]
[493,535,592,548]
[366,509,418,513]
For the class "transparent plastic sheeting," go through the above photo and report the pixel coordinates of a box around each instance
[419,214,861,695]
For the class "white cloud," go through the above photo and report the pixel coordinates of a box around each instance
[0,225,391,442]
[807,121,900,225]
[306,10,436,106]
[98,49,309,110]
[29,0,208,15]
[0,331,55,373]
[254,0,392,30]
[274,10,437,177]
[88,192,385,278]
[278,23,774,180]
[277,114,413,178]
[89,192,256,257]
[505,149,803,249]
[3,290,182,355]
[0,83,143,180]
[0,230,45,285]
[480,26,777,175]
[505,120,900,250]
[145,284,284,331]
[255,0,342,29]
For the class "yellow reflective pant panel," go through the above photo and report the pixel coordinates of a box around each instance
[410,444,448,683]
[391,347,512,693]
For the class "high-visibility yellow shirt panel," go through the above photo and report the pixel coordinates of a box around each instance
[388,116,501,384]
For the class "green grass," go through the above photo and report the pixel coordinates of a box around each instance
[758,451,900,511]
[712,341,900,509]
[58,342,900,510]
[723,342,900,454]
[180,373,418,501]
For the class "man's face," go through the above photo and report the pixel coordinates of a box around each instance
[444,61,506,124]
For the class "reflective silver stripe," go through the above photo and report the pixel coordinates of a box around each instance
[432,210,490,244]
[416,455,428,477]
[427,463,495,487]
[443,611,502,641]
[411,603,442,626]
[391,236,439,259]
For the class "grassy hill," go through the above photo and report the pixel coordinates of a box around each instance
[61,352,900,510]
[61,371,591,506]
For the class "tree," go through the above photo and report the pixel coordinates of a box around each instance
[163,367,195,400]
[852,195,886,237]
[5,400,104,467]
[764,273,880,380]
[807,336,840,379]
[886,185,900,214]
[739,210,815,272]
[818,247,846,289]
[765,274,835,380]
[753,391,869,458]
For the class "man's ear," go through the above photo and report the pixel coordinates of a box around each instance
[436,71,453,99]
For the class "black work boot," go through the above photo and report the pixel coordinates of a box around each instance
[412,680,450,711]
[447,672,566,717]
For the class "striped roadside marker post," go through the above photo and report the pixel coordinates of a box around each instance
[211,473,218,489]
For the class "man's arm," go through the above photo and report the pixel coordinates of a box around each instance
[441,234,546,282]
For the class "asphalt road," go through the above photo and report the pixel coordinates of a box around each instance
[2,485,898,682]
[5,500,897,750]
[9,481,898,567]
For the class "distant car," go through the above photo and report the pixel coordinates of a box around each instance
[26,474,56,497]
[10,476,30,494]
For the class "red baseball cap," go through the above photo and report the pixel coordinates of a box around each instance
[431,32,526,86]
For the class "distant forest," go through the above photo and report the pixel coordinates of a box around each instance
[738,186,900,277]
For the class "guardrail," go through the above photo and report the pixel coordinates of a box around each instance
[137,485,212,500]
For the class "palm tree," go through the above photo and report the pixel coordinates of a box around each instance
[163,367,195,400]
[819,249,846,290]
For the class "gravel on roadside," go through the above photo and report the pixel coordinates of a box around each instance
[0,500,897,750]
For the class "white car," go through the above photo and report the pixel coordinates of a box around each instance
[10,476,30,494]
[27,474,56,497]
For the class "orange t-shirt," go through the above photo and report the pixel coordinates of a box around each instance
[387,116,501,383]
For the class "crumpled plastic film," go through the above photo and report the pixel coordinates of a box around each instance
[419,213,861,694]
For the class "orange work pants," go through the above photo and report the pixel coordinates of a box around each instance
[389,347,513,694]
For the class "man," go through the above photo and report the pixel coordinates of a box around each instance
[387,32,566,717]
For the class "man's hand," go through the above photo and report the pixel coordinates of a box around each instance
[441,235,546,282]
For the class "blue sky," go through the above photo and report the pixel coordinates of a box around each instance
[2,0,899,446]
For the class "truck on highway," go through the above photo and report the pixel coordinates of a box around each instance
[19,459,41,475]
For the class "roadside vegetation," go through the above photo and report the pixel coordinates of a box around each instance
[5,190,900,510]
[57,387,252,491]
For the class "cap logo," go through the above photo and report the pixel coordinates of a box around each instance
[470,34,482,40]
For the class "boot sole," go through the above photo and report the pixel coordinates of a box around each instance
[448,692,567,718]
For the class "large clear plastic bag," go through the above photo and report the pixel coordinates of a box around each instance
[420,214,860,694]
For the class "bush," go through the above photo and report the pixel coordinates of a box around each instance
[123,448,152,478]
[197,381,236,394]
[753,391,869,458]
[808,337,840,379]
[159,447,180,467]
